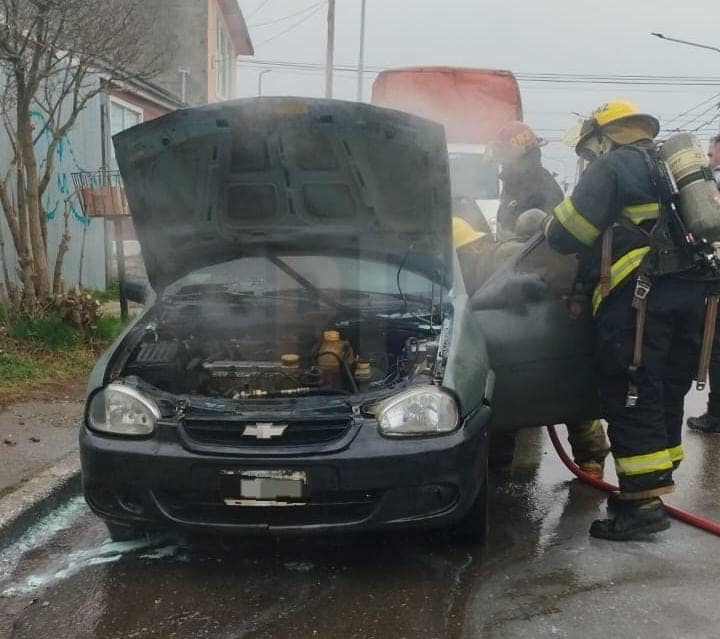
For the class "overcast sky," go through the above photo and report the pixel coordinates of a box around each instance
[236,0,720,185]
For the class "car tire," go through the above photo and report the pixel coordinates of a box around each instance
[445,473,489,545]
[105,521,148,542]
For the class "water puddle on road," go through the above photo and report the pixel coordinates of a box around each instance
[0,498,86,581]
[0,499,184,597]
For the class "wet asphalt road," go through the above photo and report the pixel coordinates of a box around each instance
[1,390,719,639]
[0,401,83,496]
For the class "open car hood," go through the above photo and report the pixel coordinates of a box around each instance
[113,98,453,291]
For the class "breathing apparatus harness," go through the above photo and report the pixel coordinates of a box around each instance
[591,143,720,407]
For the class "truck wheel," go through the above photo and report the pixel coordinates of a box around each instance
[446,474,489,545]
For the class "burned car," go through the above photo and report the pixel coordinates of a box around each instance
[80,98,597,542]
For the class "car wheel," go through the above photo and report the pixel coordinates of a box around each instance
[105,521,148,542]
[446,474,489,545]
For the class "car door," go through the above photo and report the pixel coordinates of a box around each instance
[471,235,600,431]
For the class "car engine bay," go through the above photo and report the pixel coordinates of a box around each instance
[119,295,445,399]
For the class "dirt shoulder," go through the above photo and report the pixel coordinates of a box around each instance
[0,399,83,497]
[0,336,94,407]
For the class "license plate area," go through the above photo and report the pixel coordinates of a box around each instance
[219,469,308,506]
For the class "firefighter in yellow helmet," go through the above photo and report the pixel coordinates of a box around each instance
[545,100,709,540]
[453,214,609,476]
[452,216,493,296]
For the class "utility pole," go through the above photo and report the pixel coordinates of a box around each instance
[325,0,335,98]
[258,69,272,96]
[356,0,367,101]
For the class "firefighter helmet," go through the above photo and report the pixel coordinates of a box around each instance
[491,121,546,163]
[576,100,660,156]
[452,217,487,249]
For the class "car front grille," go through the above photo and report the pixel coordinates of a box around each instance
[152,489,377,527]
[182,416,353,447]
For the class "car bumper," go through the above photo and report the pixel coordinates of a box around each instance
[80,408,490,536]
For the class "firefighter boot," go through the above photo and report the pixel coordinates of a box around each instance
[590,498,670,540]
[577,460,604,480]
[687,413,720,433]
[605,492,625,514]
[567,420,610,480]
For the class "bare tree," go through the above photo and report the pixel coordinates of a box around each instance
[0,0,170,313]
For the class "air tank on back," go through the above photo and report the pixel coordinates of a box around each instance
[660,132,720,245]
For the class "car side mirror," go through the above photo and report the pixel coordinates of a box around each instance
[121,278,150,304]
[471,272,549,311]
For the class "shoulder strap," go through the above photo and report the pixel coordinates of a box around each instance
[623,145,692,276]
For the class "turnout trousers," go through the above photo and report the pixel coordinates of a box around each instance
[595,276,707,498]
[707,314,720,417]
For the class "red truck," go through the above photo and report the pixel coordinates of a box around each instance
[371,66,523,234]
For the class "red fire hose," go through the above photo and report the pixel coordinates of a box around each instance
[546,424,720,536]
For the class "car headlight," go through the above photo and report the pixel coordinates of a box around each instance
[377,386,459,437]
[87,383,160,436]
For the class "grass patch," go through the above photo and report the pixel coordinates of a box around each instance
[0,307,128,405]
[0,336,100,405]
[0,351,39,382]
[11,313,80,349]
[9,310,125,350]
[88,279,120,303]
[90,315,125,342]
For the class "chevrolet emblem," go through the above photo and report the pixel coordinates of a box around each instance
[242,423,288,440]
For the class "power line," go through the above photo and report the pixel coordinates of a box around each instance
[248,0,272,19]
[249,2,325,28]
[237,68,720,97]
[519,85,715,94]
[254,3,327,47]
[662,92,720,127]
[238,59,720,87]
[515,76,720,86]
[690,113,720,133]
[528,110,709,119]
[236,64,720,96]
[667,100,720,132]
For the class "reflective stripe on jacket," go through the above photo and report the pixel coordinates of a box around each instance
[545,143,660,313]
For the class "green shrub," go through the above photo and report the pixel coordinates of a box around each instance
[0,351,39,381]
[11,313,80,349]
[88,279,120,303]
[90,315,125,342]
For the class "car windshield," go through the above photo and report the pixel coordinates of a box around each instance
[449,153,500,200]
[165,255,438,307]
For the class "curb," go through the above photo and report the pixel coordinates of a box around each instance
[0,452,81,549]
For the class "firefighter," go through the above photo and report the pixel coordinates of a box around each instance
[452,196,493,236]
[453,214,609,476]
[492,121,564,239]
[545,100,708,540]
[452,216,494,295]
[687,135,720,433]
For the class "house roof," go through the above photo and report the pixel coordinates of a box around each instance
[217,0,254,55]
[107,76,187,110]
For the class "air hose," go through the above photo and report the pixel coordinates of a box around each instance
[546,424,720,536]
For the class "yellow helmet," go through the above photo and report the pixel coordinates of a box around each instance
[452,216,487,249]
[576,100,660,156]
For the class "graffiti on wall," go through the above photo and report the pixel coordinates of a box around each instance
[30,110,92,227]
